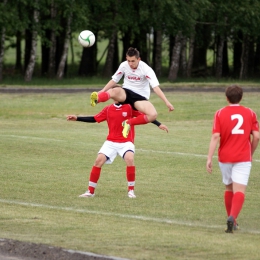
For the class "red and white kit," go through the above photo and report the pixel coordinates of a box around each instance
[94,103,143,143]
[111,60,159,99]
[212,104,259,163]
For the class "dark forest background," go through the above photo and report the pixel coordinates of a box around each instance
[0,0,260,82]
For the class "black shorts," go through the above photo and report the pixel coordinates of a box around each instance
[120,88,147,110]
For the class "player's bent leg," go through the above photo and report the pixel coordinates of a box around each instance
[134,100,158,122]
[108,87,127,103]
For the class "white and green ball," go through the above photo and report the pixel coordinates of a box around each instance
[78,30,95,48]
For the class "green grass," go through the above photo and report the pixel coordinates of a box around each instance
[1,91,260,259]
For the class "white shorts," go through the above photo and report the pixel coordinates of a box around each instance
[218,162,252,186]
[98,140,135,164]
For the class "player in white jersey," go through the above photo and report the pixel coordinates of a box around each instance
[90,47,174,138]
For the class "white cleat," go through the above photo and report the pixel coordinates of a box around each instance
[128,190,136,198]
[79,190,95,198]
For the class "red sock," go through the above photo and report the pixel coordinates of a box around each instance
[224,191,233,217]
[88,166,101,194]
[229,192,245,219]
[126,166,135,191]
[98,92,110,103]
[127,115,149,126]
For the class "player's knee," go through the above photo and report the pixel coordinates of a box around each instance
[109,87,122,98]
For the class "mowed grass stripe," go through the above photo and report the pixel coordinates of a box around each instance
[1,133,260,162]
[1,198,260,235]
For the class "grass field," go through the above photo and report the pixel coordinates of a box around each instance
[1,90,260,260]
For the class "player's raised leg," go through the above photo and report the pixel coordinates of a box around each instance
[90,87,126,107]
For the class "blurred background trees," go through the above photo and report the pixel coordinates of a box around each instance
[0,0,260,82]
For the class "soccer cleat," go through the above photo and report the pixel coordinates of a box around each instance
[225,216,234,233]
[122,120,130,138]
[79,190,95,198]
[128,189,136,198]
[90,92,98,107]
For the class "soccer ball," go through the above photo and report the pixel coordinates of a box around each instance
[78,30,95,48]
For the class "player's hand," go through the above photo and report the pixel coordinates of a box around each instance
[166,101,174,112]
[67,115,77,121]
[159,124,168,133]
[206,160,212,173]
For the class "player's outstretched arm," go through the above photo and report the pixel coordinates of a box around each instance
[151,120,168,133]
[152,86,174,112]
[67,115,96,123]
[158,124,168,133]
[67,115,77,121]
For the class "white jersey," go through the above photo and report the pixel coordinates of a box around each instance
[111,60,159,99]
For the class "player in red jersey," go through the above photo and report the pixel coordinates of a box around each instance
[206,85,259,233]
[90,48,174,138]
[67,102,168,198]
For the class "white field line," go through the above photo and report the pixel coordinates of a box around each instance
[0,199,260,234]
[1,134,260,162]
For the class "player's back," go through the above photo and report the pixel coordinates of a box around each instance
[214,105,258,162]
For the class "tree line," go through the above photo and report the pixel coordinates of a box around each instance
[0,0,260,82]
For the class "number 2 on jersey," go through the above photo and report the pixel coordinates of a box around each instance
[231,114,244,134]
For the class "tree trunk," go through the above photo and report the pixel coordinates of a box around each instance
[247,39,255,78]
[187,33,195,78]
[239,35,249,80]
[133,28,149,64]
[102,31,117,78]
[193,24,211,76]
[215,35,224,79]
[168,35,175,69]
[168,33,182,81]
[24,4,39,82]
[222,40,229,77]
[41,29,50,76]
[113,36,119,72]
[56,13,72,79]
[233,31,243,78]
[153,30,162,77]
[0,0,7,81]
[254,37,260,76]
[15,31,22,71]
[121,29,132,63]
[0,26,6,82]
[48,0,57,78]
[180,36,187,77]
[24,29,32,72]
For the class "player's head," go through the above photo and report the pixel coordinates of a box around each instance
[126,47,140,58]
[126,47,140,69]
[225,85,243,104]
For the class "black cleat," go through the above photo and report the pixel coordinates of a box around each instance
[225,216,234,233]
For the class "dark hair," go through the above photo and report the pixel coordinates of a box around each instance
[126,47,140,58]
[225,85,243,104]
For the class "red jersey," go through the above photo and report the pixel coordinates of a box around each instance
[213,104,259,163]
[94,103,142,143]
